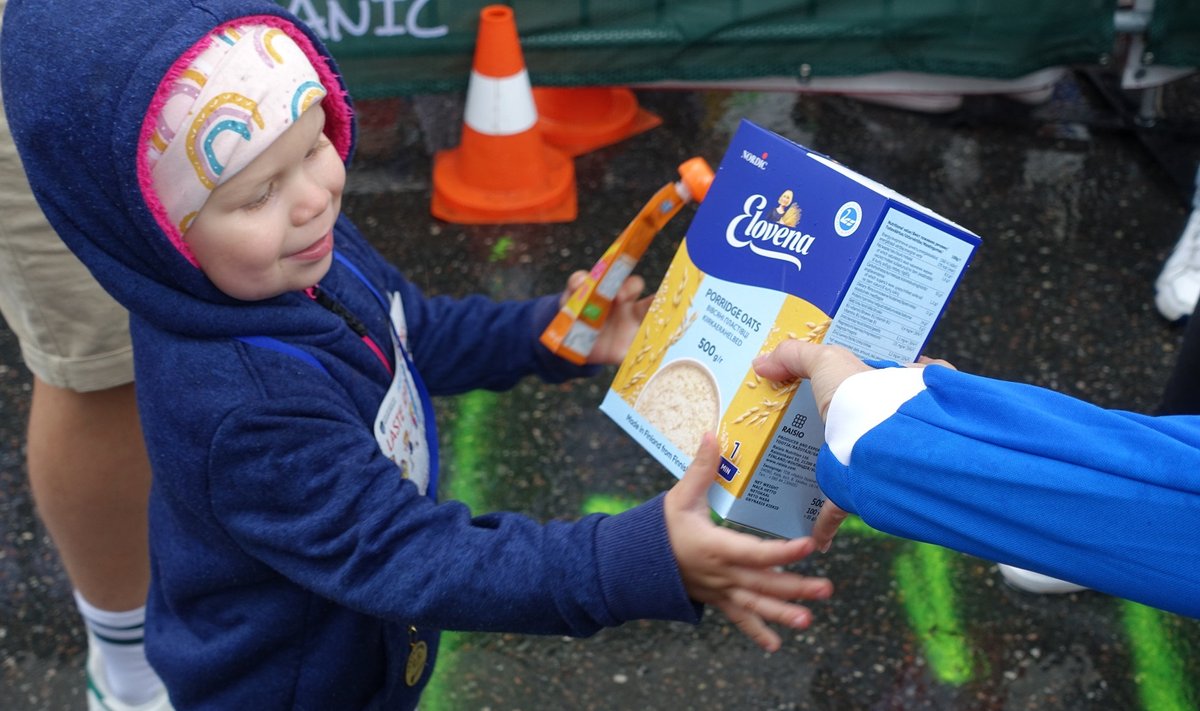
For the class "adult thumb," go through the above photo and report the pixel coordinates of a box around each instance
[753,339,819,382]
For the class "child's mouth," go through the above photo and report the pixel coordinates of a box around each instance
[291,232,333,261]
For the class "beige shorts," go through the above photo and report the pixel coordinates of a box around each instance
[0,84,133,391]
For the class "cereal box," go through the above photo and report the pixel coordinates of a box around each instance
[600,119,980,539]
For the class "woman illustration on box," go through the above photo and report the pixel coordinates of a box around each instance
[780,203,802,227]
[771,189,794,223]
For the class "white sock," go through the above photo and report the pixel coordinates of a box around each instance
[74,590,165,706]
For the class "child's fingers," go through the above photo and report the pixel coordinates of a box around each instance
[704,531,817,569]
[616,274,645,303]
[567,270,588,291]
[609,289,653,332]
[630,293,653,322]
[727,589,814,631]
[715,600,783,652]
[740,569,834,602]
[560,270,588,306]
[680,534,820,596]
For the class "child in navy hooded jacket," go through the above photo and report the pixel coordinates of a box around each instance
[1,2,834,709]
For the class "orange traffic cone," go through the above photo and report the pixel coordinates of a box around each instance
[533,87,662,157]
[432,5,576,224]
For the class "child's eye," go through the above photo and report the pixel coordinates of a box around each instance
[244,184,275,210]
[306,138,330,160]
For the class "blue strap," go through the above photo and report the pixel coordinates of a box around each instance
[238,253,441,500]
[334,251,388,312]
[331,251,442,499]
[236,336,331,377]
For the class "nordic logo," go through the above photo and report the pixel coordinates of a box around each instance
[741,150,768,170]
[725,194,816,272]
[835,201,863,237]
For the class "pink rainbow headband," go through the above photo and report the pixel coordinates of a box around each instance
[146,23,328,247]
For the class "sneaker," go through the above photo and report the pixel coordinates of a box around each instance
[998,564,1088,594]
[1155,208,1200,322]
[86,633,173,711]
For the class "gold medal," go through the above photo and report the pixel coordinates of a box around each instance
[405,626,428,686]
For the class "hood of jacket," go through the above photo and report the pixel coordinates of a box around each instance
[1,0,356,339]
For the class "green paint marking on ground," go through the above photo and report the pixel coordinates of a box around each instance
[417,631,465,711]
[828,516,970,684]
[582,494,639,516]
[443,389,499,513]
[489,236,514,262]
[421,389,500,711]
[581,488,725,522]
[1122,600,1193,711]
[582,494,722,522]
[893,544,973,686]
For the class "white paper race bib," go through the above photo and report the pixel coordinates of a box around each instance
[373,293,430,495]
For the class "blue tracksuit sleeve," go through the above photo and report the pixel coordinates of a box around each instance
[816,365,1200,618]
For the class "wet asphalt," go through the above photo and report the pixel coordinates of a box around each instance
[2,71,1199,709]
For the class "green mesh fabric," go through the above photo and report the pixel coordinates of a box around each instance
[279,0,1117,98]
[1147,0,1200,68]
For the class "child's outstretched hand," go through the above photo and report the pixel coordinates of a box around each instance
[664,432,833,652]
[559,270,653,365]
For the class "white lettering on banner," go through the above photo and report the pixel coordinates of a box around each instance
[725,194,815,271]
[330,0,370,40]
[287,0,449,43]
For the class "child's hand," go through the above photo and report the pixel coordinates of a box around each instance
[559,270,653,365]
[664,433,833,652]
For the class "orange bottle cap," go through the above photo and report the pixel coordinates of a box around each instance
[678,157,715,203]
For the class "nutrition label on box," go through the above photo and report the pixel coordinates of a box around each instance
[825,208,975,363]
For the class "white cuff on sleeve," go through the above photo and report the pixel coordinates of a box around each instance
[825,366,928,465]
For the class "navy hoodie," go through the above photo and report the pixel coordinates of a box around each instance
[2,2,698,708]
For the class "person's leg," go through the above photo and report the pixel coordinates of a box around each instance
[1157,296,1200,415]
[27,379,169,709]
[26,379,151,609]
[1,51,168,707]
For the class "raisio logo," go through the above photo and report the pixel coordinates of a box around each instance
[741,150,768,169]
[725,194,816,272]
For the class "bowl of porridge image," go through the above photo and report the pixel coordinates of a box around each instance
[632,358,721,457]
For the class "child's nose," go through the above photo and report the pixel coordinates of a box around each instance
[290,173,329,225]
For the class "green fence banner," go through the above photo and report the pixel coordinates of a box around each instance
[1148,0,1200,68]
[279,1,1119,97]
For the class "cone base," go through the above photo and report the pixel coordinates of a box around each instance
[533,87,662,157]
[431,143,577,224]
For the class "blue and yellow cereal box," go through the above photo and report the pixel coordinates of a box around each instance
[600,120,980,538]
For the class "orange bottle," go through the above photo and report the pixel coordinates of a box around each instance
[540,157,714,365]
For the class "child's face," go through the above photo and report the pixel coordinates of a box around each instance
[184,104,345,300]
